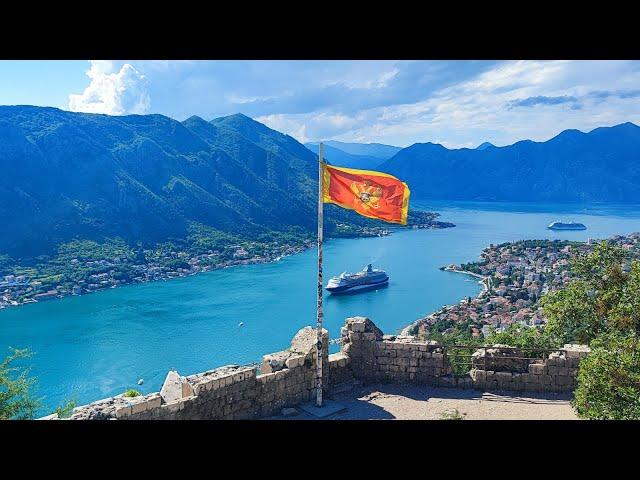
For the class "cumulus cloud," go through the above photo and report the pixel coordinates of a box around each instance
[68,60,150,115]
[66,60,640,147]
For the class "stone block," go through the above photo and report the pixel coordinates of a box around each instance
[566,357,579,368]
[115,405,132,419]
[161,370,192,404]
[285,355,304,369]
[351,321,366,333]
[163,399,186,414]
[397,357,410,367]
[528,363,546,375]
[439,376,456,388]
[564,344,591,358]
[470,369,486,382]
[459,377,473,390]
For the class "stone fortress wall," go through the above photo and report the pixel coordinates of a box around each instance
[41,317,589,420]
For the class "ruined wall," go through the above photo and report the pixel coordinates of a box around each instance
[44,316,589,420]
[58,327,337,420]
[341,316,590,394]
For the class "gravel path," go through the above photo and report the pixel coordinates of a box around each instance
[277,384,579,420]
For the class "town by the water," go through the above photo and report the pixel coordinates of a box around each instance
[406,233,640,340]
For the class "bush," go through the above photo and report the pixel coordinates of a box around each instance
[486,324,559,353]
[0,348,40,420]
[440,409,464,420]
[572,333,640,420]
[55,399,77,419]
[123,389,140,398]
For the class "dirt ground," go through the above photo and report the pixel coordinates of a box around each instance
[277,384,580,420]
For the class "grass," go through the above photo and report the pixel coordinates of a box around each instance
[440,408,465,420]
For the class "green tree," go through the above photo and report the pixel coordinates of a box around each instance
[572,333,640,419]
[0,348,40,420]
[541,241,634,344]
[486,323,559,352]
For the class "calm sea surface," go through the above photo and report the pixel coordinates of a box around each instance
[3,201,640,415]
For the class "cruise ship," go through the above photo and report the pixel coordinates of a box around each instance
[547,221,587,231]
[325,264,389,294]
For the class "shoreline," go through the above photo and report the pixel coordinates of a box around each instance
[0,243,312,312]
[0,221,454,313]
[399,267,489,336]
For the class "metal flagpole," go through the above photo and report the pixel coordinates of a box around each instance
[315,142,324,407]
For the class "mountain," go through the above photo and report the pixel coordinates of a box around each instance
[0,106,390,258]
[321,140,402,159]
[379,122,640,203]
[305,140,401,170]
[475,142,495,150]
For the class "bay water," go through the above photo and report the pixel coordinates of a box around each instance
[3,201,640,415]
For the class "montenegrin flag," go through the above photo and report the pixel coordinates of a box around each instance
[321,164,410,225]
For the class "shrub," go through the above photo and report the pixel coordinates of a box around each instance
[55,399,77,419]
[440,409,464,420]
[0,348,40,420]
[572,333,640,420]
[123,389,140,398]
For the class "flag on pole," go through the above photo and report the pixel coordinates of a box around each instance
[321,164,410,225]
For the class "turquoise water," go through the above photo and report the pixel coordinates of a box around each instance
[3,201,640,415]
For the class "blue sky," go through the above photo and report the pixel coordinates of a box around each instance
[1,60,639,148]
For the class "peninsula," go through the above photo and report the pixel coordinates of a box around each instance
[404,234,640,340]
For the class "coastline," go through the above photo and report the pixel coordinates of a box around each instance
[0,220,454,312]
[399,267,489,336]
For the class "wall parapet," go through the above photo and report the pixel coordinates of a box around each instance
[43,316,589,420]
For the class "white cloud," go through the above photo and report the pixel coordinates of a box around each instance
[68,60,150,115]
[297,61,640,147]
[64,60,640,147]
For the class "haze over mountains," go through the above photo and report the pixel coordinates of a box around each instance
[380,122,640,203]
[305,140,401,170]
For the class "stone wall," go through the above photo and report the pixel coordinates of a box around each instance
[43,316,589,420]
[341,316,590,394]
[55,328,333,420]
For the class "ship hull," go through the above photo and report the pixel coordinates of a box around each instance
[547,225,586,231]
[326,277,389,295]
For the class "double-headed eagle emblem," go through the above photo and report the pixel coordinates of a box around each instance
[350,180,383,211]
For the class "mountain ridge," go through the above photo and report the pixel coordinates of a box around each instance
[380,122,640,203]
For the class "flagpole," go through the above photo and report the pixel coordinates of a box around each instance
[316,142,324,407]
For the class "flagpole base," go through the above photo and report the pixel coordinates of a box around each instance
[298,400,346,418]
